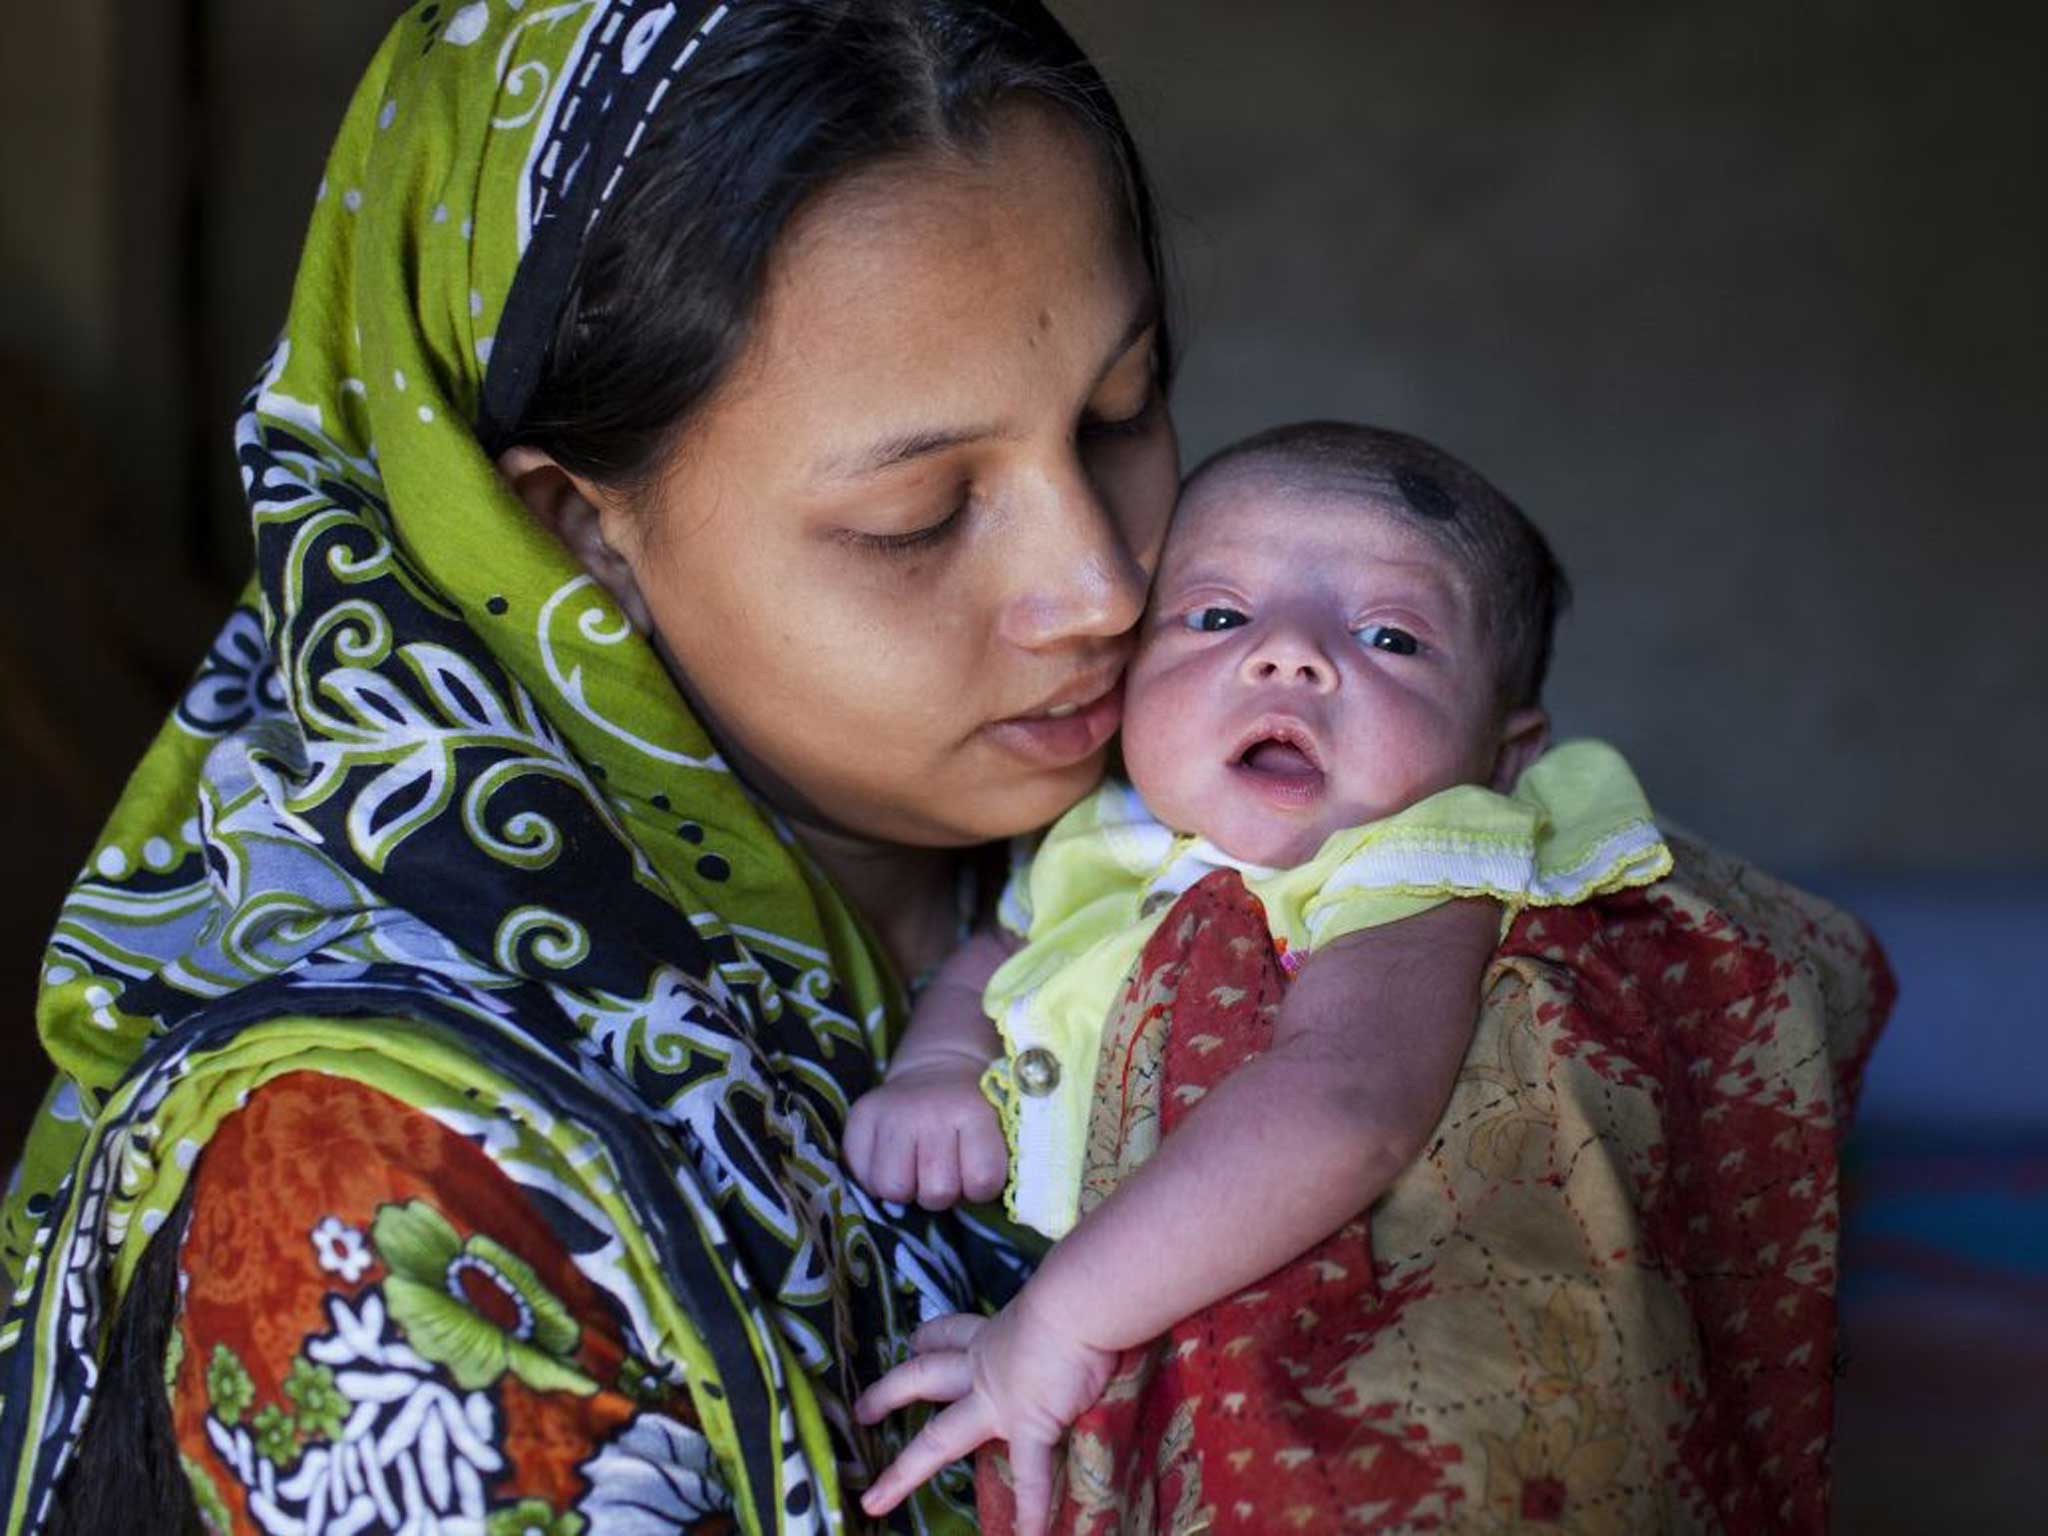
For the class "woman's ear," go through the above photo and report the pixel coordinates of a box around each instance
[1488,706,1550,792]
[494,446,654,633]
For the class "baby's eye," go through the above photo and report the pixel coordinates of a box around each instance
[1185,606,1248,633]
[1356,624,1419,655]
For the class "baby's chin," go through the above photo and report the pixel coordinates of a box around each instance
[1197,818,1337,871]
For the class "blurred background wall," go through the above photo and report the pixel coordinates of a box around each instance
[3,3,2042,1529]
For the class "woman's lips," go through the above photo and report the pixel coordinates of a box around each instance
[983,678,1124,769]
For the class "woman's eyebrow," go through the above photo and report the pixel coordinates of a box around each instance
[811,295,1159,486]
[814,422,1007,484]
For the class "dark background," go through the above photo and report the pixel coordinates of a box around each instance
[3,4,2042,1528]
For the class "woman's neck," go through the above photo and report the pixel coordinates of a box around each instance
[649,641,965,979]
[785,817,964,983]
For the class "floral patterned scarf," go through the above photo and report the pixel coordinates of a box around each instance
[0,4,1016,1531]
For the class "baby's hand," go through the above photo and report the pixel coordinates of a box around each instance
[854,1298,1117,1536]
[844,1055,1007,1210]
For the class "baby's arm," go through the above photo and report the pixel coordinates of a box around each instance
[856,896,1500,1534]
[844,929,1019,1210]
[1033,897,1493,1323]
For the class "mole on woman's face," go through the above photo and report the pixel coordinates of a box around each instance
[614,102,1179,848]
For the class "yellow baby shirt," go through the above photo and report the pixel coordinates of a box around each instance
[979,739,1673,1238]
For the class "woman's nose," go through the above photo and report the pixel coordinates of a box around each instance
[998,470,1153,649]
[1240,625,1337,691]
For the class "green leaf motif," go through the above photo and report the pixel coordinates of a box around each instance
[486,1499,588,1536]
[370,1197,463,1276]
[284,1355,348,1442]
[251,1401,300,1467]
[204,1343,255,1426]
[467,1234,580,1356]
[347,740,457,872]
[371,1198,597,1396]
[162,1317,187,1399]
[179,1452,235,1535]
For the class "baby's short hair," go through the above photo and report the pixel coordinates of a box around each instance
[1184,421,1571,712]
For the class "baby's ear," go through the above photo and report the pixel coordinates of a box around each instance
[1488,706,1550,792]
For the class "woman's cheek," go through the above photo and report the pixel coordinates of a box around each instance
[1094,425,1179,576]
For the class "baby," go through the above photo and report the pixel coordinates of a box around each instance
[845,421,1669,1530]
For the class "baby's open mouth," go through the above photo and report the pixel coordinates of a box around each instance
[1240,739,1318,775]
[1227,718,1327,807]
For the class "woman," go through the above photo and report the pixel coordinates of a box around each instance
[6,3,1187,1530]
[1,2,1887,1534]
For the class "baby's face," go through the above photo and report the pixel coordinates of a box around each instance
[1122,470,1521,867]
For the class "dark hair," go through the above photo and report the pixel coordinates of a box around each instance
[46,1187,201,1536]
[514,0,1175,493]
[1184,421,1572,712]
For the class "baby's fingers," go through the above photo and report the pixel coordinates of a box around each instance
[910,1312,984,1354]
[915,1126,963,1210]
[842,1095,879,1187]
[864,1121,918,1204]
[854,1348,974,1424]
[959,1112,1009,1202]
[858,1397,993,1519]
[1009,1433,1061,1536]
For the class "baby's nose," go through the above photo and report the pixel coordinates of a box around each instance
[1240,631,1336,691]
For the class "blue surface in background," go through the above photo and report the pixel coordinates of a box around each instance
[1797,872,2048,1133]
[1839,1180,2048,1305]
[1847,1189,2048,1269]
[1790,873,2048,1289]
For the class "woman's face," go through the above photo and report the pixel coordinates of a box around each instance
[596,103,1177,846]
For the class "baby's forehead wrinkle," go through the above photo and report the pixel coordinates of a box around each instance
[1161,491,1476,609]
[1183,446,1400,513]
[1171,481,1474,577]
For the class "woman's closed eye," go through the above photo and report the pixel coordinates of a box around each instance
[1078,382,1159,443]
[837,492,972,557]
[1355,622,1419,656]
[1078,320,1162,444]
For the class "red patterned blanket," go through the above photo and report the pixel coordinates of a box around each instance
[976,833,1892,1534]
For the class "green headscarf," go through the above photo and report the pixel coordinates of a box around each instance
[0,4,1015,1530]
